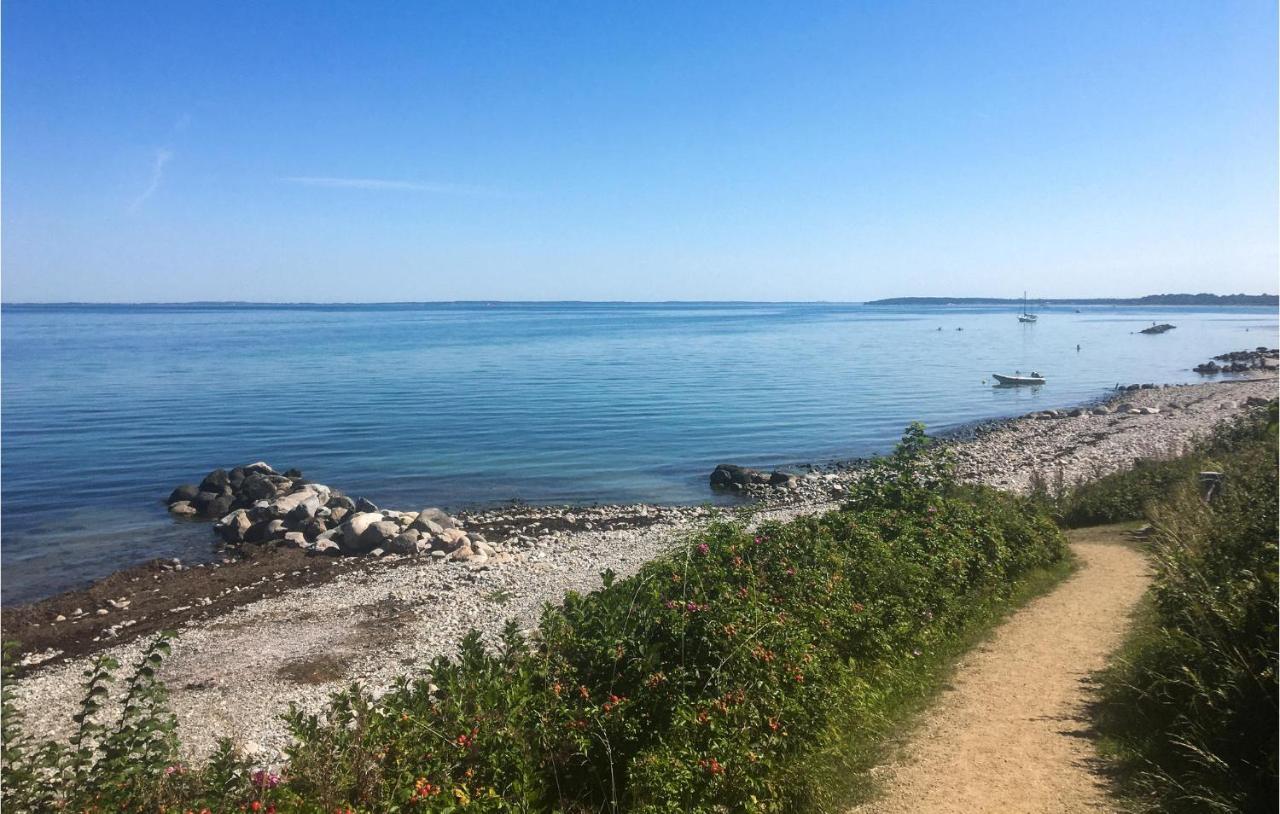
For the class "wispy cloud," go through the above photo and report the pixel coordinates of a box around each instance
[281,176,505,197]
[129,149,174,214]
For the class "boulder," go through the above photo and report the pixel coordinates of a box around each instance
[358,520,401,551]
[438,528,469,551]
[239,474,279,502]
[244,461,277,476]
[413,507,457,531]
[216,509,252,543]
[311,539,341,556]
[710,464,769,488]
[327,495,356,512]
[1091,407,1110,415]
[302,517,329,541]
[200,469,231,493]
[412,517,445,536]
[283,531,307,548]
[206,494,234,519]
[328,506,349,525]
[387,530,421,555]
[168,501,198,517]
[228,467,247,489]
[167,484,200,505]
[354,497,380,513]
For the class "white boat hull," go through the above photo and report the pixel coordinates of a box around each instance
[992,373,1045,385]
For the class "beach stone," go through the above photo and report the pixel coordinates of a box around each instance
[387,530,421,555]
[239,474,279,502]
[168,501,198,517]
[265,519,286,538]
[328,506,349,524]
[200,469,231,493]
[327,495,356,512]
[1068,408,1085,417]
[303,517,329,541]
[1091,407,1110,415]
[354,497,380,513]
[356,520,401,553]
[414,508,457,530]
[167,484,200,505]
[412,517,445,536]
[216,509,252,543]
[228,467,247,488]
[311,539,341,556]
[438,528,469,551]
[206,494,234,518]
[450,541,478,562]
[283,531,307,548]
[244,462,277,476]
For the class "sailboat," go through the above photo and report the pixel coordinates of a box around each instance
[1018,291,1037,323]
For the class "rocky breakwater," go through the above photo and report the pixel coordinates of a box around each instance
[1193,347,1278,375]
[708,463,852,501]
[167,463,508,564]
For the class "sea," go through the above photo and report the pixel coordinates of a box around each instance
[2,301,1276,604]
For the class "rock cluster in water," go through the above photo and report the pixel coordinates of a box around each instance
[167,463,502,562]
[1193,347,1278,375]
[709,464,801,493]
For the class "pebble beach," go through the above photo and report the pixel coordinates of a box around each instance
[7,373,1277,765]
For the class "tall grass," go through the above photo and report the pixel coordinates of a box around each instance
[1093,402,1278,813]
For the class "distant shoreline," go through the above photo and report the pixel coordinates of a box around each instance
[867,294,1279,306]
[2,294,1277,308]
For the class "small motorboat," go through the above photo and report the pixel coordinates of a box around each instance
[992,372,1045,386]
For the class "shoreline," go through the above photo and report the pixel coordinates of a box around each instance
[5,373,1276,765]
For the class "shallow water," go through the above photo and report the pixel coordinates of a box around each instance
[2,301,1275,603]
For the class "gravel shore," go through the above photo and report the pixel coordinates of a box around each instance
[8,374,1276,765]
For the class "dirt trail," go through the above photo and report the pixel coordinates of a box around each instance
[854,526,1151,814]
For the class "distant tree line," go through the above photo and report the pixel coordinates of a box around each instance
[867,293,1278,306]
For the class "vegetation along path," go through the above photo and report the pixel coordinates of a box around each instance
[856,525,1151,814]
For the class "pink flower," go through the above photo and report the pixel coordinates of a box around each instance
[252,769,281,789]
[697,543,710,555]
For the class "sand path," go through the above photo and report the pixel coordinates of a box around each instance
[855,526,1151,813]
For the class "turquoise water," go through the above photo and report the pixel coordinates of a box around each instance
[2,302,1275,602]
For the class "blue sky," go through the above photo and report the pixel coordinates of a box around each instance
[3,1,1276,302]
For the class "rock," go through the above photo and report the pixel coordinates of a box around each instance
[311,539,341,556]
[329,506,350,525]
[283,531,308,548]
[244,462,277,476]
[354,497,380,513]
[438,528,469,551]
[283,468,303,479]
[200,468,231,493]
[1068,408,1085,417]
[339,511,384,544]
[1246,396,1269,407]
[369,548,386,557]
[387,530,421,555]
[216,509,252,543]
[167,484,200,505]
[168,501,198,517]
[206,494,234,519]
[412,517,445,536]
[474,540,497,558]
[303,517,329,541]
[413,508,457,531]
[351,519,400,554]
[1091,407,1110,415]
[450,541,478,561]
[228,467,247,488]
[327,495,356,512]
[710,464,770,488]
[265,519,286,538]
[239,474,279,502]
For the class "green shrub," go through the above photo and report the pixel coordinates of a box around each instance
[2,425,1067,813]
[1094,404,1278,813]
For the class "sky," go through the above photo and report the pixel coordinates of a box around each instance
[2,0,1276,302]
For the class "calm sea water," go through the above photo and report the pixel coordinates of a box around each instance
[2,302,1276,603]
